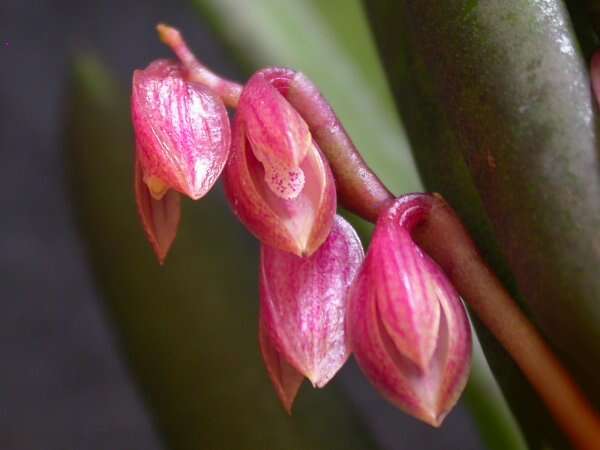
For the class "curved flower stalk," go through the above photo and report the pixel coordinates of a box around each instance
[224,71,336,256]
[156,23,242,108]
[259,216,364,412]
[131,59,231,262]
[347,196,472,426]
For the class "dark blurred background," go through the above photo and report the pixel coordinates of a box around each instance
[0,1,483,448]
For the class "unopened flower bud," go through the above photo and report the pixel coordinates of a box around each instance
[260,216,364,412]
[131,59,231,262]
[347,196,472,426]
[224,70,336,257]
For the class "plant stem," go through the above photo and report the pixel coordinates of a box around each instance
[157,24,600,450]
[410,193,600,450]
[285,72,394,223]
[157,24,242,108]
[286,67,600,445]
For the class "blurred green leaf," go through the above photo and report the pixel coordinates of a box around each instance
[66,55,379,450]
[194,1,527,449]
[464,339,528,450]
[365,1,600,448]
[193,0,419,194]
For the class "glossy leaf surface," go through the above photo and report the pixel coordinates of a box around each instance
[366,1,600,448]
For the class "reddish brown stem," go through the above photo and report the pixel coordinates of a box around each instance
[157,24,242,108]
[285,73,394,223]
[410,194,600,450]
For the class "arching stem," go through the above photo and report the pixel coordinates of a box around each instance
[410,193,600,450]
[157,24,242,108]
[285,72,394,222]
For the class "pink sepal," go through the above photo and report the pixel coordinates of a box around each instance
[134,156,181,264]
[259,216,364,411]
[132,59,230,200]
[347,197,472,426]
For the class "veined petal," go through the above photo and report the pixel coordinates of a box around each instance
[224,113,336,257]
[370,207,441,371]
[347,197,472,426]
[423,257,472,422]
[347,251,471,426]
[347,260,431,421]
[241,73,311,175]
[131,59,230,200]
[134,155,181,264]
[260,216,363,391]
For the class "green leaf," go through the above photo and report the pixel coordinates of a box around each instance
[464,340,528,450]
[193,0,419,194]
[365,1,600,448]
[194,1,527,449]
[66,55,379,450]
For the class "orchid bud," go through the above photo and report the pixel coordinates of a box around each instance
[347,196,472,427]
[260,215,364,412]
[131,59,231,262]
[224,71,336,257]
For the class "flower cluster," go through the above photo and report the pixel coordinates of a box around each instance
[131,25,472,426]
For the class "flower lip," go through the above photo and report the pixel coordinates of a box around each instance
[240,73,313,202]
[245,133,331,255]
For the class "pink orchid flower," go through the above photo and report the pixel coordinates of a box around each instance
[347,196,472,426]
[224,70,336,257]
[259,215,364,412]
[131,59,231,262]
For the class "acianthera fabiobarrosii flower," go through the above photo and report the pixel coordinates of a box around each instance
[131,59,231,262]
[224,70,336,257]
[347,196,472,427]
[259,215,364,412]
